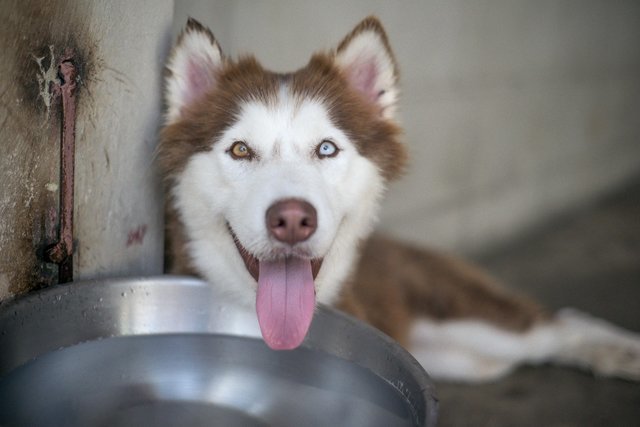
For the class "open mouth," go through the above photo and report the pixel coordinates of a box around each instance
[230,230,323,282]
[229,225,323,351]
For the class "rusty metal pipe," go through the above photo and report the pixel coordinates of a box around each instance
[47,50,77,283]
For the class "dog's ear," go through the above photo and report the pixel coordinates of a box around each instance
[335,17,399,119]
[165,18,224,123]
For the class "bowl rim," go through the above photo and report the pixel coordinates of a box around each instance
[0,275,438,426]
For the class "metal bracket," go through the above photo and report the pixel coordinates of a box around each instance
[46,49,77,284]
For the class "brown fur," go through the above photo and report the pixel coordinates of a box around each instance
[290,54,405,180]
[163,203,198,275]
[184,17,217,46]
[159,57,282,271]
[337,236,549,347]
[159,57,405,182]
[160,19,406,275]
[162,17,547,350]
[158,57,280,180]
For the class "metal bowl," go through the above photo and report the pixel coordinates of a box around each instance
[0,276,437,426]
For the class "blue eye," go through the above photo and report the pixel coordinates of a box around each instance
[316,140,339,158]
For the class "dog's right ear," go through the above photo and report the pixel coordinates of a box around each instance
[165,18,224,124]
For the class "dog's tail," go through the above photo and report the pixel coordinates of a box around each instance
[408,307,640,382]
[350,236,640,382]
[548,308,640,380]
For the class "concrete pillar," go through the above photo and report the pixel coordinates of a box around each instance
[0,0,173,300]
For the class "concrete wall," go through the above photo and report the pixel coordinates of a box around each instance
[174,0,640,253]
[71,1,172,280]
[0,1,172,300]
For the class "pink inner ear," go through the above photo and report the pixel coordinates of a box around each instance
[346,55,379,103]
[182,56,217,109]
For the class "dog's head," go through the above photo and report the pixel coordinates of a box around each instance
[159,17,406,349]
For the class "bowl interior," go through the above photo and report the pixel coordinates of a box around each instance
[0,277,437,426]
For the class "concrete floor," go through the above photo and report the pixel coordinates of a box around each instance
[435,179,640,426]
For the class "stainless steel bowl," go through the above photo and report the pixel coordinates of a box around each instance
[0,276,437,426]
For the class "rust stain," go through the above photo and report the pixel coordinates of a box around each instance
[127,224,148,247]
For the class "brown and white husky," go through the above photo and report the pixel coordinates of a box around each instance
[158,17,640,382]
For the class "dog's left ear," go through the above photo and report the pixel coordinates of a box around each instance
[335,17,399,119]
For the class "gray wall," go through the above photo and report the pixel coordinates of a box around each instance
[174,0,640,253]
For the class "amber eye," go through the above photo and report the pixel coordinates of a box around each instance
[228,141,253,160]
[316,139,339,158]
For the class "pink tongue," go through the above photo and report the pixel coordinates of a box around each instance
[256,257,316,350]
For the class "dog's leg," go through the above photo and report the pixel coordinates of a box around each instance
[348,236,640,382]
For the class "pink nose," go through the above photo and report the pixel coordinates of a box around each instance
[266,199,317,245]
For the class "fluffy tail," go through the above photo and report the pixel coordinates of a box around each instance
[551,308,640,380]
[351,236,640,382]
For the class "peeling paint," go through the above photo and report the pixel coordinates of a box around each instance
[32,45,59,119]
[45,182,59,192]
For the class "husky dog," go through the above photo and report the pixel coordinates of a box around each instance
[159,17,640,382]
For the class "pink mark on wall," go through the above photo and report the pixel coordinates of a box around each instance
[127,224,147,247]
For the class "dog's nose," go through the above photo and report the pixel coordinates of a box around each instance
[266,199,317,245]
